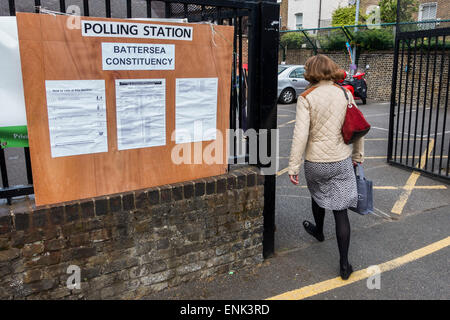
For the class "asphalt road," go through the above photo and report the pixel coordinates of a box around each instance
[275,100,450,253]
[143,100,450,300]
[1,98,449,300]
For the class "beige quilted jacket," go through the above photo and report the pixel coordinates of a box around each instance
[288,80,364,176]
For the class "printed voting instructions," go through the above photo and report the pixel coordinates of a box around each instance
[45,80,108,158]
[116,79,166,150]
[175,78,218,144]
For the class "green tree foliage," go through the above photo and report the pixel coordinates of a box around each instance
[332,5,366,26]
[378,0,419,23]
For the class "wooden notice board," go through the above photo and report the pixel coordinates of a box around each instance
[16,13,233,206]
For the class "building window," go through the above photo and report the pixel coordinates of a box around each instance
[418,3,437,21]
[295,13,303,29]
[418,2,437,29]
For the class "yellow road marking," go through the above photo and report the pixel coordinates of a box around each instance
[294,185,446,190]
[276,167,289,176]
[267,236,450,300]
[364,155,447,159]
[391,139,435,215]
[278,119,296,128]
[277,156,447,160]
[377,185,447,190]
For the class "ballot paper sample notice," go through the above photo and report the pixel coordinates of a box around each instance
[175,78,218,144]
[115,79,166,150]
[45,80,108,158]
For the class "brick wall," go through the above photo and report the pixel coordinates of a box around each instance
[280,0,289,30]
[279,49,449,102]
[280,49,395,101]
[0,166,264,299]
[395,49,450,106]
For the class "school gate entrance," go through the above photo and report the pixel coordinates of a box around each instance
[388,22,450,182]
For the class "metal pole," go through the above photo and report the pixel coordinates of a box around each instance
[318,0,322,29]
[301,30,318,55]
[0,148,11,205]
[257,0,279,259]
[352,0,360,74]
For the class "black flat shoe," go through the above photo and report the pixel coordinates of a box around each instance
[302,220,325,242]
[340,263,353,280]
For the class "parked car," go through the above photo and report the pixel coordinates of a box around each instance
[277,64,309,104]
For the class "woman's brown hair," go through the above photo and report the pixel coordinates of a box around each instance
[303,54,345,84]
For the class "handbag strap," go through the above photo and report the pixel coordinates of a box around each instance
[354,163,365,179]
[336,84,349,102]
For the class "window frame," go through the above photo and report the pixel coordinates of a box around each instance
[295,12,303,29]
[418,2,438,21]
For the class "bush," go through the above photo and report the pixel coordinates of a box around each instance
[319,31,348,52]
[317,28,394,53]
[354,29,394,51]
[279,32,307,49]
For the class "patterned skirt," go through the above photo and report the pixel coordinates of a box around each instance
[304,157,358,211]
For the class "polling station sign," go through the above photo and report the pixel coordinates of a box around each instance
[82,20,193,41]
[102,43,175,70]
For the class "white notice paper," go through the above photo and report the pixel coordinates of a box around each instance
[45,80,108,158]
[115,79,166,150]
[0,17,27,128]
[175,78,218,144]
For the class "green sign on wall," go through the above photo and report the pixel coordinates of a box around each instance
[0,125,28,149]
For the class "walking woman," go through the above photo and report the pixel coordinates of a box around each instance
[288,54,364,280]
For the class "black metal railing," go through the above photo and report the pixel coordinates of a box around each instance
[388,27,450,181]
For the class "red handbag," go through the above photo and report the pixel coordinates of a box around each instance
[337,85,371,144]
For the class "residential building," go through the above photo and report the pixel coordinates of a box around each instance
[360,0,450,22]
[286,0,349,30]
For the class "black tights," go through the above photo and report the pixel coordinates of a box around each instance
[311,198,351,267]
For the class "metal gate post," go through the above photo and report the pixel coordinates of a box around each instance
[251,0,279,258]
[388,37,400,162]
[387,0,402,162]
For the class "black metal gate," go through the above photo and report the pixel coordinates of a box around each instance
[0,0,279,257]
[388,24,450,181]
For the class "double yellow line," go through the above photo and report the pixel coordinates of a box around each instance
[391,139,435,215]
[267,236,450,300]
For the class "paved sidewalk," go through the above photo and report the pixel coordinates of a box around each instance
[143,101,450,300]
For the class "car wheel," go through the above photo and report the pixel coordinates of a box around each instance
[279,88,296,104]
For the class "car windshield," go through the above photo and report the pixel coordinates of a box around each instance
[278,66,289,75]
